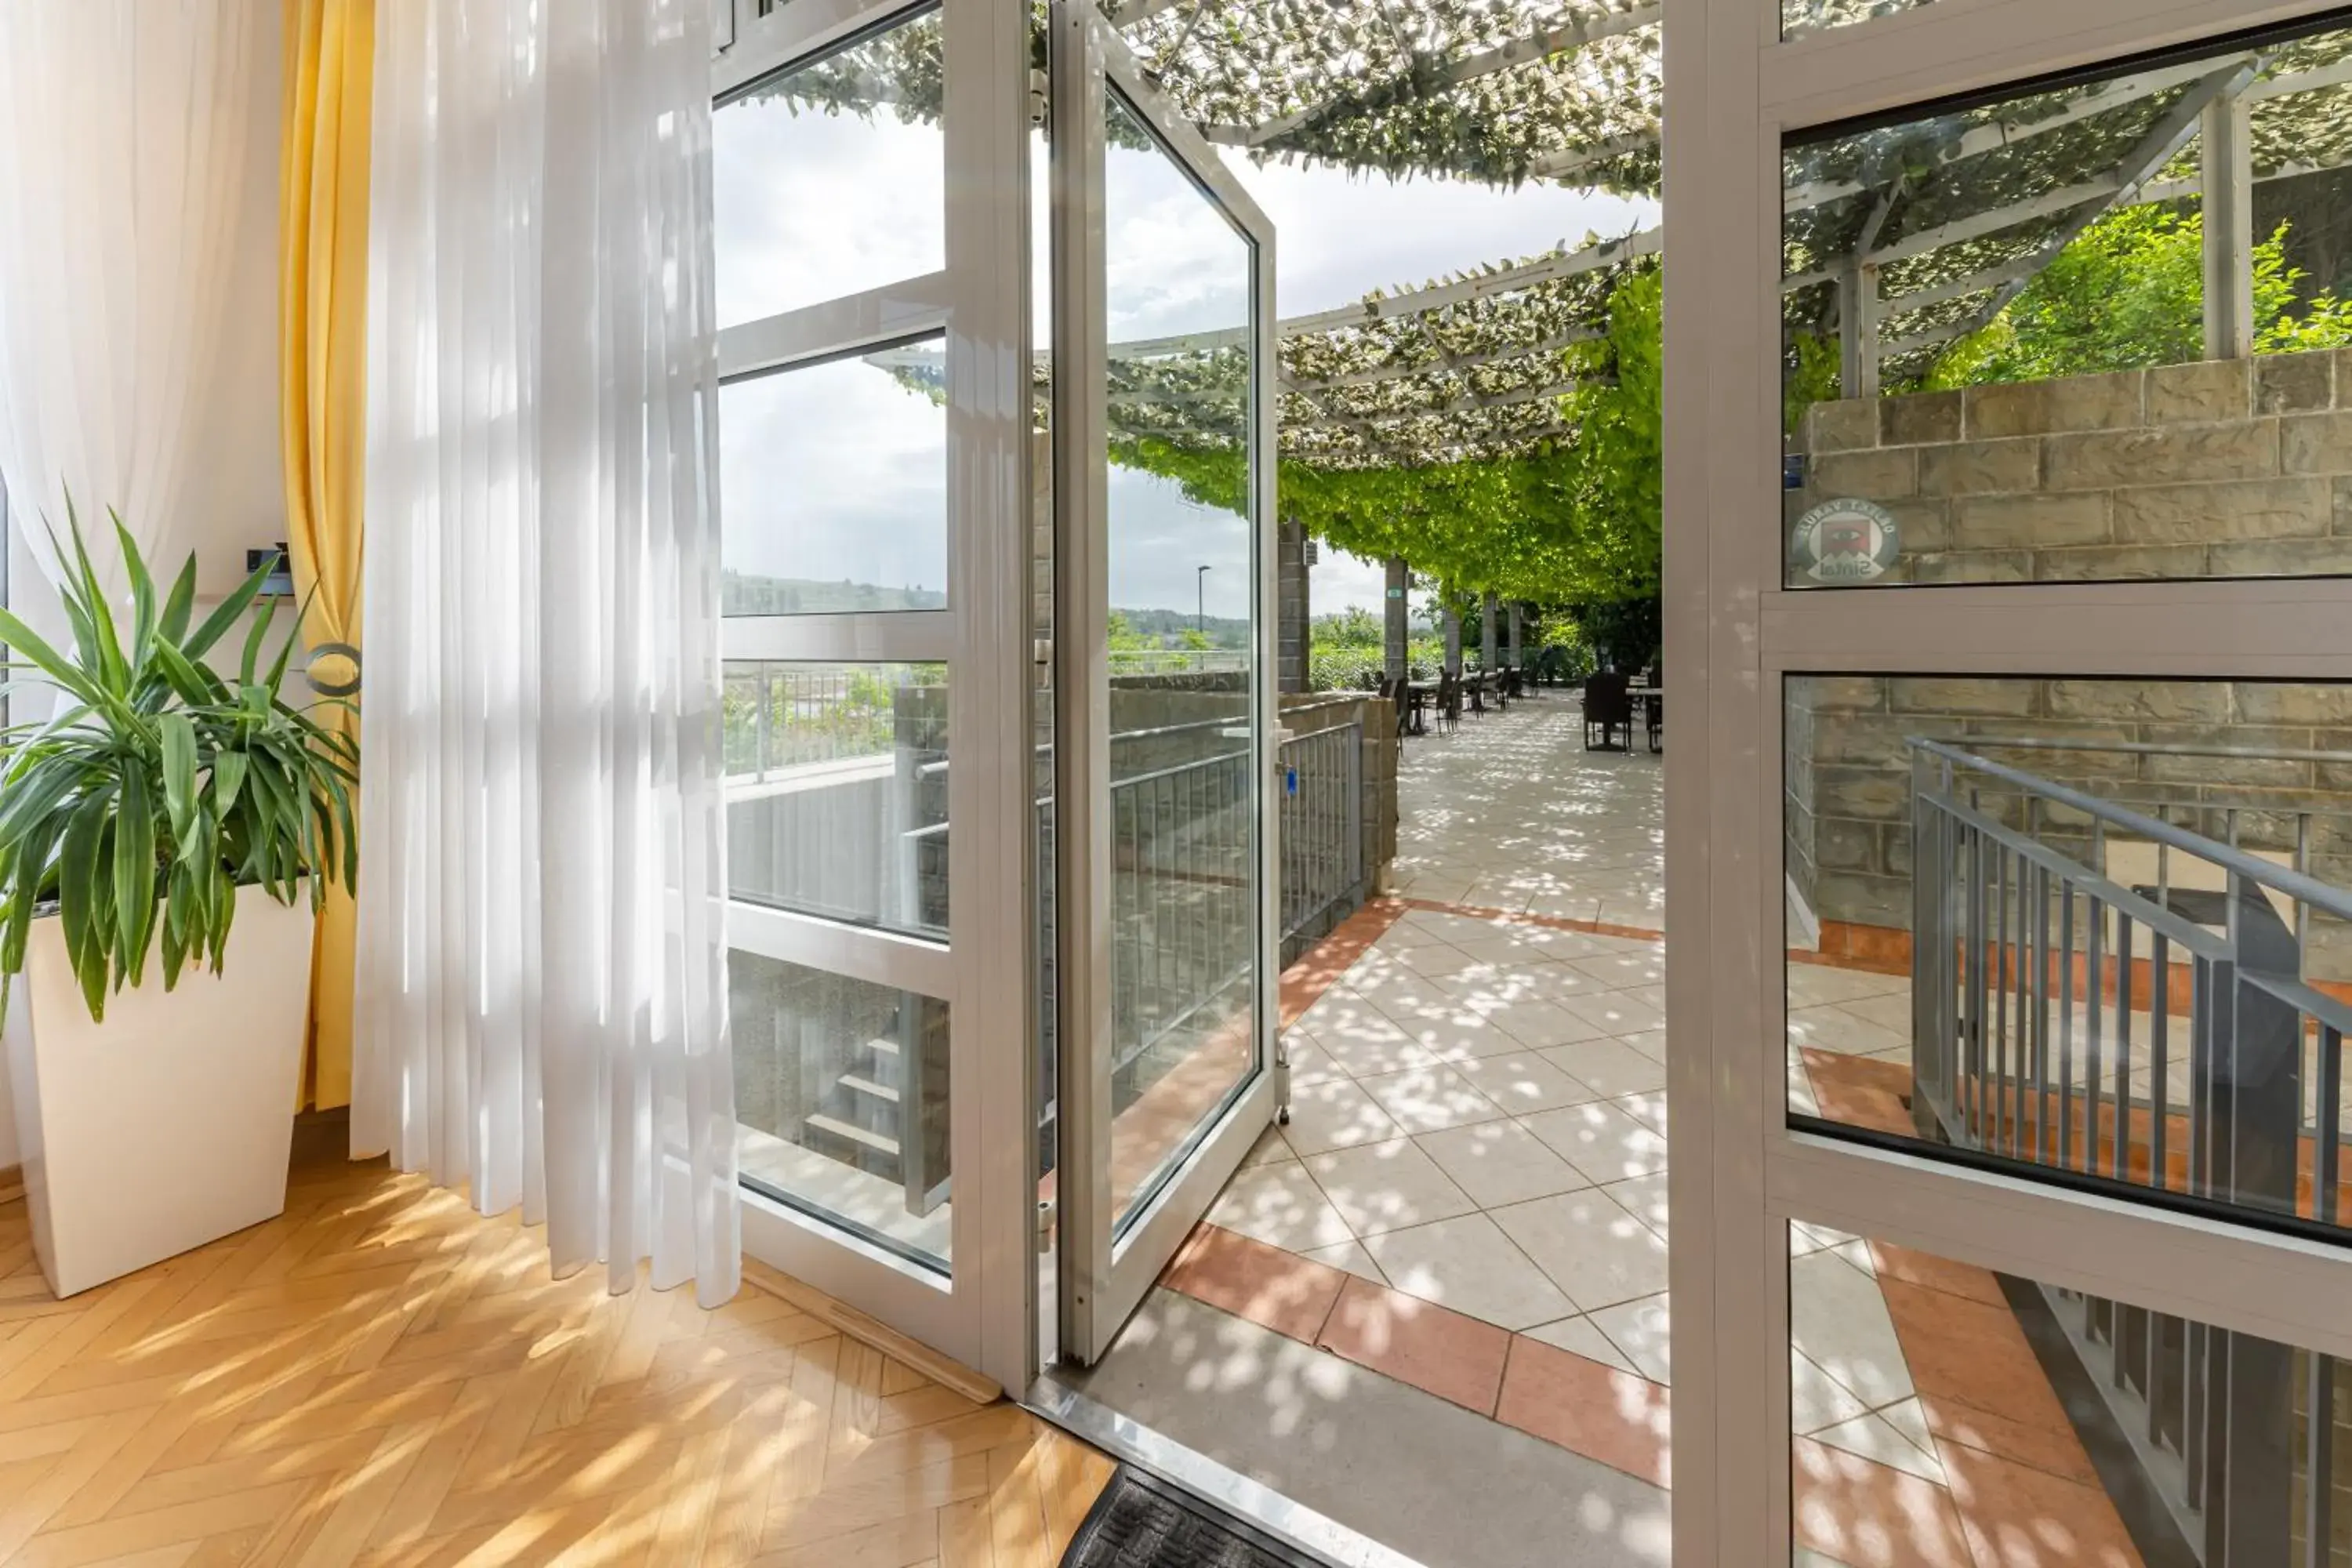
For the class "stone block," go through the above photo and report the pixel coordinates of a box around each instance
[2282,411,2352,476]
[1806,398,1880,453]
[2207,537,2352,577]
[1919,438,2040,495]
[1889,677,2038,719]
[2257,350,2335,416]
[2110,477,2332,543]
[1881,390,1964,446]
[1955,492,2109,548]
[2029,544,2208,582]
[1813,871,1915,931]
[1793,675,1889,713]
[1817,816,1885,874]
[1811,447,1919,499]
[2045,679,2229,724]
[2044,422,2280,490]
[1809,713,1914,770]
[1965,372,2143,439]
[2146,358,2252,424]
[1907,550,2033,584]
[1885,498,1954,554]
[2234,685,2352,728]
[1814,767,1911,823]
[2338,477,2352,535]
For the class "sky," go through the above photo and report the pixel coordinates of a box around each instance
[710,75,1660,622]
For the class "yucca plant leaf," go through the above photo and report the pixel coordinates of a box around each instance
[158,554,197,645]
[114,768,154,986]
[57,789,111,978]
[158,713,198,844]
[0,755,90,855]
[115,514,158,671]
[183,556,271,661]
[240,587,276,687]
[213,750,249,815]
[0,605,106,710]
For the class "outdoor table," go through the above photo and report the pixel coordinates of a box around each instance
[1628,683,1663,751]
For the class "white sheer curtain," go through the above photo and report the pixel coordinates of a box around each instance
[0,2,257,604]
[354,0,739,1306]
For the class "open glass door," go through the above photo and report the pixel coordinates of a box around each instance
[1049,0,1281,1366]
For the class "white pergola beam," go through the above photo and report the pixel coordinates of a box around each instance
[1289,326,1602,394]
[2203,92,2256,359]
[1197,3,1661,151]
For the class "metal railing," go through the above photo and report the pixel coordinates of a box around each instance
[1279,719,1367,945]
[1907,737,2352,1566]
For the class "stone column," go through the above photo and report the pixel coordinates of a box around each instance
[1442,597,1462,677]
[1276,514,1310,693]
[2203,93,2256,361]
[1383,556,1409,684]
[1506,602,1523,670]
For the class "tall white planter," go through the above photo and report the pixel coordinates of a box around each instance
[4,880,314,1297]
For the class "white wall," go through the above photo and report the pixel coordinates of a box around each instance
[1,11,286,1172]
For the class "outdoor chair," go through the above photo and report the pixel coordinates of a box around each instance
[1646,691,1664,753]
[1468,672,1486,718]
[1582,671,1632,751]
[1436,673,1461,734]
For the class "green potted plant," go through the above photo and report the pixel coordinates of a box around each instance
[0,505,357,1297]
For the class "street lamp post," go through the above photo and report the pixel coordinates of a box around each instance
[1196,564,1210,639]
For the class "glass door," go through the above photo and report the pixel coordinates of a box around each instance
[1048,0,1282,1365]
[1666,2,2352,1563]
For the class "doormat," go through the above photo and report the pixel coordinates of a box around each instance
[1061,1466,1323,1567]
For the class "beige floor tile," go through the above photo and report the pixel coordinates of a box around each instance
[1282,1075,1407,1156]
[1808,1406,1947,1486]
[1570,951,1669,991]
[1786,1004,1906,1057]
[1617,1027,1669,1064]
[1237,1124,1298,1169]
[1355,1064,1510,1134]
[1788,1249,1916,1413]
[1450,1050,1601,1115]
[1617,1090,1667,1135]
[1473,996,1613,1051]
[1299,1238,1388,1286]
[1598,1171,1669,1238]
[1788,962,1908,1008]
[1414,1119,1592,1209]
[1521,1314,1640,1376]
[1538,1037,1668,1098]
[1280,1033,1345,1087]
[1489,1189,1671,1312]
[1562,987,1668,1037]
[1587,1290,1671,1385]
[1304,1137,1480,1237]
[1205,1161,1356,1254]
[1360,1212,1578,1331]
[1519,1100,1670,1185]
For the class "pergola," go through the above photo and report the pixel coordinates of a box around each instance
[824,5,2352,477]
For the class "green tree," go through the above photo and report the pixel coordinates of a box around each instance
[1922,207,2352,389]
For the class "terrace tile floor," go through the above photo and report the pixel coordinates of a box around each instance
[1083,694,2150,1568]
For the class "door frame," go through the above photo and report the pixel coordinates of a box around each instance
[710,0,1039,1392]
[1662,0,2352,1560]
[1047,0,1284,1367]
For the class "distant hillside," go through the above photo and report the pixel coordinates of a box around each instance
[1113,606,1250,648]
[724,572,946,615]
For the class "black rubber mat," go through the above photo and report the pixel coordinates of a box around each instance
[1060,1466,1322,1567]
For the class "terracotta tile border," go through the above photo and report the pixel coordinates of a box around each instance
[1279,897,1407,1029]
[1400,895,1664,946]
[1154,1221,1676,1487]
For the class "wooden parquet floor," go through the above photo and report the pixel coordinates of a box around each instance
[0,1131,1112,1567]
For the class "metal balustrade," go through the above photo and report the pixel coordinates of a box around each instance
[1906,737,2352,1566]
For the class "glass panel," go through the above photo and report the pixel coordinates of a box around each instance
[1781,0,1935,39]
[720,339,949,615]
[1783,673,2352,1237]
[1787,1224,2336,1568]
[734,952,952,1269]
[714,8,946,328]
[1102,89,1260,1233]
[724,660,948,938]
[1780,16,2352,586]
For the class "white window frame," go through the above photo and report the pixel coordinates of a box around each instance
[711,0,1037,1389]
[1663,0,2352,1560]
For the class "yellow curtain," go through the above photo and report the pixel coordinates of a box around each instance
[281,0,372,1111]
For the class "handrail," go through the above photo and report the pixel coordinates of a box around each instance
[1967,734,2352,766]
[1910,738,2352,924]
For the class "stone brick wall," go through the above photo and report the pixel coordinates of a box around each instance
[1791,350,2352,583]
[1788,676,2352,979]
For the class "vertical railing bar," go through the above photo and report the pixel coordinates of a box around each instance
[2115,916,2132,1185]
[2152,933,2170,1196]
[2322,1025,2343,1228]
[1968,824,1985,1147]
[2296,812,2312,967]
[2088,889,2105,1178]
[1996,841,2011,1155]
[2038,862,2053,1164]
[2306,1354,2335,1568]
[2061,883,2077,1171]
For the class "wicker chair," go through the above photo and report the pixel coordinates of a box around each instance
[1582,671,1633,750]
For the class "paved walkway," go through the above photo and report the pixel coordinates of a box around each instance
[1097,695,2149,1568]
